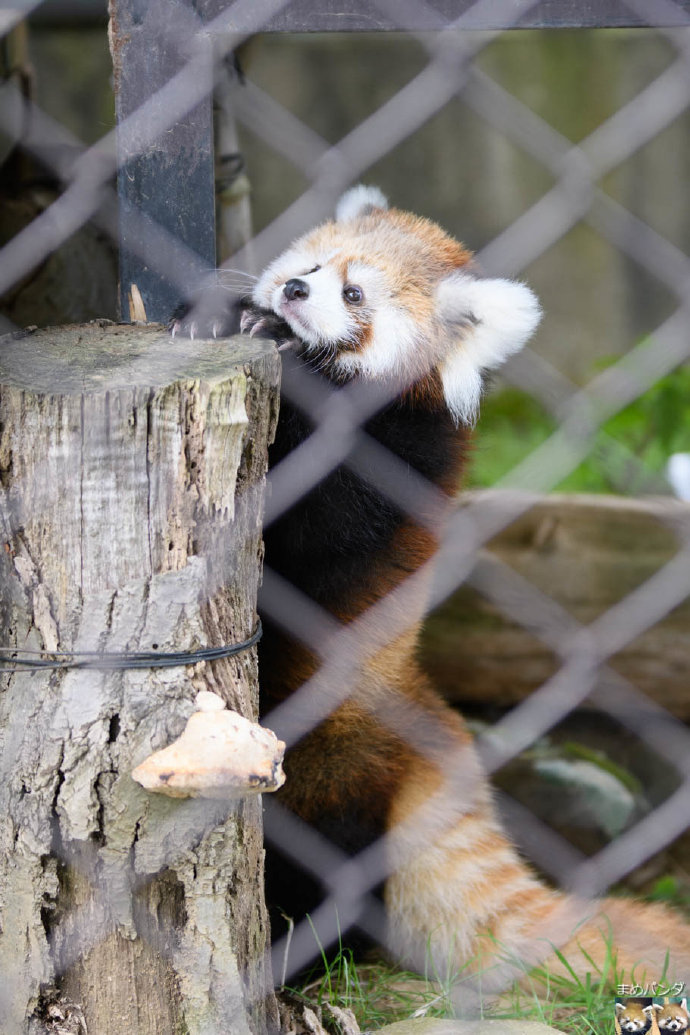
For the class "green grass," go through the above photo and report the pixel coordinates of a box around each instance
[286,919,664,1035]
[469,362,690,495]
[489,933,628,1035]
[291,953,453,1029]
[289,944,623,1034]
[646,874,690,915]
[284,876,690,1033]
[288,887,690,1034]
[284,919,456,1028]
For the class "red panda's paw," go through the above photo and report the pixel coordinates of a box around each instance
[239,302,297,351]
[168,286,246,340]
[240,309,266,337]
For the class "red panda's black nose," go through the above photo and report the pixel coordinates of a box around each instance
[283,278,309,302]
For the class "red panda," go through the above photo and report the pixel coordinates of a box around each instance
[173,186,690,991]
[615,999,653,1034]
[655,999,690,1033]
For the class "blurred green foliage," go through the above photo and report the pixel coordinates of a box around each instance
[647,874,689,907]
[470,362,690,495]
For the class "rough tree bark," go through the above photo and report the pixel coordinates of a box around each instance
[0,322,281,1035]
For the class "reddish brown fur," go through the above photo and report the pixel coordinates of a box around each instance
[258,192,690,995]
[291,208,474,364]
[615,1000,655,1035]
[656,1000,689,1031]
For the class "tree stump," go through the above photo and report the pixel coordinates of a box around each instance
[0,322,281,1034]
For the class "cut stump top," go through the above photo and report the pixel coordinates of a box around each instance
[0,322,275,393]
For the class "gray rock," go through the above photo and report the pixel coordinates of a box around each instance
[533,756,638,838]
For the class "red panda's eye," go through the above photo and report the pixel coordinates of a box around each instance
[344,285,363,304]
[305,265,320,275]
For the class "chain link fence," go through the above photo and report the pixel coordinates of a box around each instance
[2,0,690,1025]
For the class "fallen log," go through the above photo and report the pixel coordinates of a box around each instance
[422,493,690,720]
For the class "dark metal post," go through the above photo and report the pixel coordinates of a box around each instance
[110,0,216,322]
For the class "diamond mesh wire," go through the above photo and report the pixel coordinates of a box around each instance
[1,0,690,1021]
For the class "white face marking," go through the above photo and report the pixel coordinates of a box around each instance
[620,1020,644,1032]
[272,266,355,347]
[253,216,542,412]
[253,245,314,308]
[254,247,355,348]
[659,1017,689,1033]
[334,263,421,378]
[255,249,422,373]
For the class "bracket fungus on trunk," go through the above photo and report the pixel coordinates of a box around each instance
[132,690,286,798]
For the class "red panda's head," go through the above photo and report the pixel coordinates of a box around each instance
[655,1000,690,1032]
[615,1000,652,1033]
[252,186,541,423]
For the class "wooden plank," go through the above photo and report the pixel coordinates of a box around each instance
[421,493,690,719]
[201,0,690,31]
[29,0,690,27]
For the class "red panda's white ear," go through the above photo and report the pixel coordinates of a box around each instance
[436,272,542,424]
[336,185,389,222]
[643,1005,654,1017]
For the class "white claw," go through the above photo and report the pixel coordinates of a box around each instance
[171,322,177,338]
[249,318,266,339]
[212,322,218,339]
[190,322,197,341]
